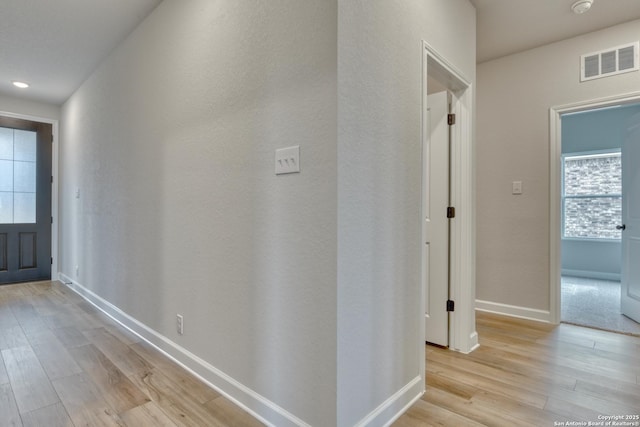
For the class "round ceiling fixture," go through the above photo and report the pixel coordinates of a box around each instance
[572,0,594,14]
[12,81,29,89]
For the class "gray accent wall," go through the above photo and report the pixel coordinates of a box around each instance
[561,105,640,280]
[562,105,640,154]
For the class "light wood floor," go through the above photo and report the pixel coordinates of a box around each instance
[1,281,639,426]
[395,312,640,426]
[0,280,263,427]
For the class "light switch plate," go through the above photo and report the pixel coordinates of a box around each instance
[275,146,300,175]
[512,181,523,195]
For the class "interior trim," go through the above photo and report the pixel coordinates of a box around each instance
[58,274,310,427]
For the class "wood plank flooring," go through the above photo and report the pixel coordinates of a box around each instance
[0,281,638,426]
[395,312,640,426]
[0,281,263,427]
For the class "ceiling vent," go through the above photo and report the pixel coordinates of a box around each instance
[580,42,639,82]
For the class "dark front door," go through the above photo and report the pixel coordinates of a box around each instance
[0,116,52,284]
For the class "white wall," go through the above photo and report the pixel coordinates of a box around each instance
[59,0,476,425]
[0,93,60,120]
[337,1,475,425]
[60,1,337,425]
[477,19,640,314]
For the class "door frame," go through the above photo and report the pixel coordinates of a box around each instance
[422,40,477,365]
[549,91,640,323]
[0,110,59,281]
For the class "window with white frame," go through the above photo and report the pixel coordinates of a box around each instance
[562,150,622,240]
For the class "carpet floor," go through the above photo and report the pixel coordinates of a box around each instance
[561,276,640,336]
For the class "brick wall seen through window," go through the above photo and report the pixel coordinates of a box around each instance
[563,152,621,240]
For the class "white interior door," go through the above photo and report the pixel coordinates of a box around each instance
[621,113,640,323]
[425,91,450,346]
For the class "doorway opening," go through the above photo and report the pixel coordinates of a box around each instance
[421,41,477,363]
[550,94,640,335]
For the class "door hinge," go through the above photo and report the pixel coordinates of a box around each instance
[447,206,455,219]
[446,300,455,312]
[51,216,53,224]
[50,257,53,265]
[447,113,456,125]
[50,176,53,184]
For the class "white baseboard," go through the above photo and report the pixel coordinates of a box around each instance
[562,269,621,282]
[475,299,551,323]
[464,331,480,354]
[57,273,310,427]
[354,376,424,427]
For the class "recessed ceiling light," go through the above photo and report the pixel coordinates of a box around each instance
[572,0,594,14]
[12,81,29,89]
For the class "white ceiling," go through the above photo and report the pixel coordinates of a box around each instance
[2,0,640,105]
[0,0,162,105]
[471,0,640,63]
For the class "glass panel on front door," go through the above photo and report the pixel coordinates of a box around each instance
[0,127,37,224]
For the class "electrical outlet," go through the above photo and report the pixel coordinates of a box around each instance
[176,314,184,335]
